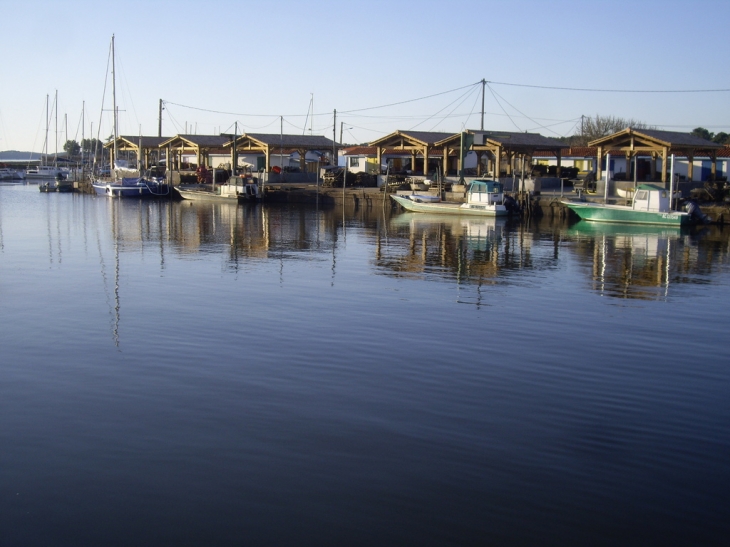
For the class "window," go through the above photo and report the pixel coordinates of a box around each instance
[349,157,360,168]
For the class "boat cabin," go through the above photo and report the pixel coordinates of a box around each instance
[468,179,504,204]
[632,184,670,212]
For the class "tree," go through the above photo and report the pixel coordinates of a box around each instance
[80,138,104,159]
[712,132,729,145]
[569,115,652,146]
[63,139,80,157]
[691,127,714,141]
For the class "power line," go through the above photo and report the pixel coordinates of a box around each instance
[487,80,730,93]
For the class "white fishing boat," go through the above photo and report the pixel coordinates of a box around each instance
[390,179,515,217]
[177,177,260,202]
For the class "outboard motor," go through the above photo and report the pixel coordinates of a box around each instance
[685,199,710,224]
[503,195,520,215]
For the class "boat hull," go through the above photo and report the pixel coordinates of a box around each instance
[391,195,508,216]
[177,183,260,203]
[93,178,169,198]
[562,201,690,226]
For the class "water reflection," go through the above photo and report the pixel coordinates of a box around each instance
[79,198,730,309]
[563,221,729,299]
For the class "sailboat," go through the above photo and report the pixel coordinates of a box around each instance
[26,93,67,181]
[92,35,168,198]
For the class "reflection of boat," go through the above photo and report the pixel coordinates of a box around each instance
[391,179,511,216]
[562,184,694,226]
[565,220,685,238]
[177,178,260,202]
[391,212,505,252]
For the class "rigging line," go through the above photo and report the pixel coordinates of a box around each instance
[164,101,310,118]
[487,80,730,93]
[487,83,562,136]
[487,83,522,132]
[409,84,479,131]
[428,84,481,132]
[340,81,482,114]
[459,88,484,132]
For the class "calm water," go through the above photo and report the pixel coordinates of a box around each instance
[1,183,729,546]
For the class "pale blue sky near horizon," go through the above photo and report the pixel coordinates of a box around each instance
[1,0,729,153]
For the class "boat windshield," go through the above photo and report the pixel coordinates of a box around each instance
[469,180,502,194]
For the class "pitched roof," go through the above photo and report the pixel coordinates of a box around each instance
[589,127,722,149]
[242,133,337,148]
[159,134,230,148]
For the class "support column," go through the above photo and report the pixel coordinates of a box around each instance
[423,145,429,175]
[376,147,382,174]
[687,152,695,181]
[556,149,562,179]
[661,147,668,184]
[711,151,717,179]
[299,148,306,172]
[596,146,603,180]
[442,147,448,178]
[650,153,657,180]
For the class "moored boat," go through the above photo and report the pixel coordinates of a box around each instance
[177,178,260,202]
[562,184,704,226]
[93,177,169,197]
[390,179,515,217]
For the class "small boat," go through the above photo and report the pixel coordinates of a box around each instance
[562,184,700,226]
[93,176,169,198]
[390,179,513,217]
[177,178,260,202]
[39,174,75,192]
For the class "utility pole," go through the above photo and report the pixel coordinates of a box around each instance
[481,79,486,131]
[332,109,337,166]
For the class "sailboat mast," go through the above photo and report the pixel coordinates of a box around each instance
[54,90,58,166]
[111,34,118,175]
[44,94,48,167]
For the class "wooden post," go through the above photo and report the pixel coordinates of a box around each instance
[661,147,668,184]
[442,147,448,179]
[687,152,695,181]
[596,146,603,180]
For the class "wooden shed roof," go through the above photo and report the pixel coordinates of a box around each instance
[104,135,170,149]
[369,130,456,148]
[589,128,722,150]
[159,134,230,148]
[228,133,338,150]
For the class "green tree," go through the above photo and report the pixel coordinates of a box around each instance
[691,127,714,141]
[712,131,729,145]
[63,139,80,157]
[80,138,104,158]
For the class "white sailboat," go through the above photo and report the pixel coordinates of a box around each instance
[92,35,168,198]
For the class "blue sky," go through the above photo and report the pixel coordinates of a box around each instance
[2,0,729,152]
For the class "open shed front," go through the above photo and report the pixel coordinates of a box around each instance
[589,128,722,184]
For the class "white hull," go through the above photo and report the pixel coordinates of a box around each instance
[391,195,508,216]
